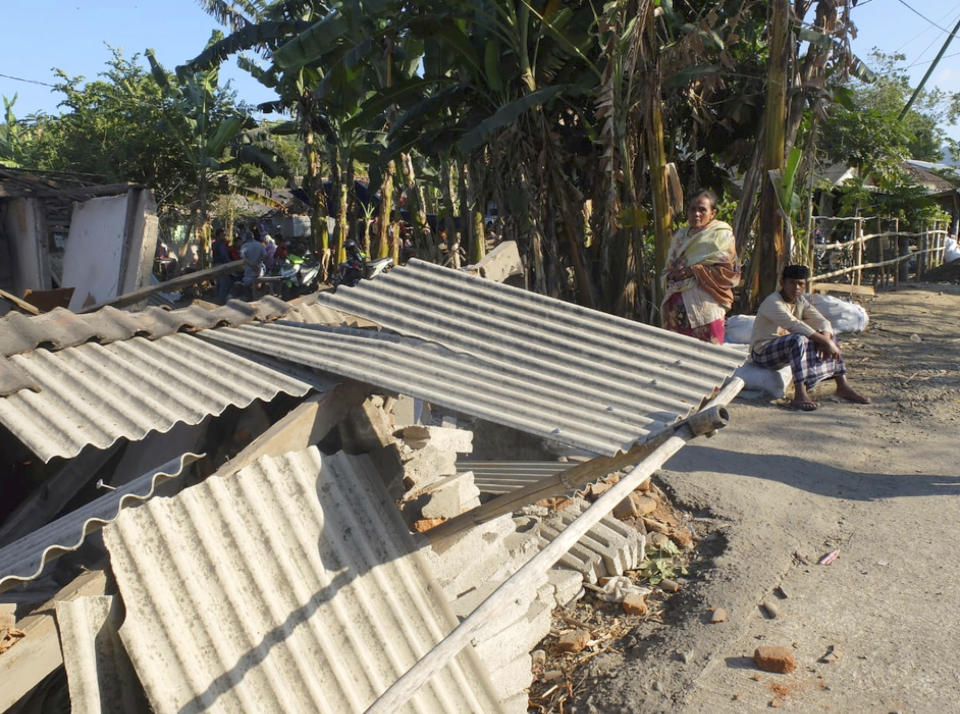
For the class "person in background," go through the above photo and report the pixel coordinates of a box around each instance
[240,230,266,301]
[211,228,232,305]
[661,189,740,343]
[750,263,870,411]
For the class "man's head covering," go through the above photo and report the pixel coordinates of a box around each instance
[782,264,810,281]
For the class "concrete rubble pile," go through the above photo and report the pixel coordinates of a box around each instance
[0,254,744,712]
[0,386,660,714]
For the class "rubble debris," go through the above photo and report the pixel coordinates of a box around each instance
[622,593,648,615]
[0,626,25,654]
[413,518,446,533]
[710,607,728,623]
[557,629,591,653]
[819,549,840,565]
[754,646,797,674]
[613,492,657,519]
[761,600,780,619]
[819,645,842,664]
[421,471,481,519]
[659,578,680,593]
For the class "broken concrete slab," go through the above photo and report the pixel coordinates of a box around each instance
[546,568,584,608]
[401,444,459,493]
[426,515,535,600]
[339,395,396,453]
[421,471,481,519]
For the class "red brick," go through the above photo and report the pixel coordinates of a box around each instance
[622,593,648,615]
[754,646,796,674]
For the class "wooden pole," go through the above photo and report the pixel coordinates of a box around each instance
[877,217,885,287]
[367,379,744,714]
[854,218,863,286]
[896,219,907,284]
[812,247,941,282]
[80,259,244,313]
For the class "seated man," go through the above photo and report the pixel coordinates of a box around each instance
[749,264,870,411]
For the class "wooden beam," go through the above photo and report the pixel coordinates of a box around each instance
[809,282,876,297]
[79,260,244,313]
[0,569,107,711]
[214,380,371,479]
[368,378,744,713]
[0,289,41,316]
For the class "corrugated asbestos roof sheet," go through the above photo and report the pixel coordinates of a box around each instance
[0,297,296,358]
[0,333,317,461]
[458,461,570,495]
[203,260,743,456]
[0,452,201,592]
[0,297,355,396]
[103,447,504,714]
[56,595,149,714]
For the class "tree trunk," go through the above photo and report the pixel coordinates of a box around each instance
[462,162,485,264]
[303,122,327,256]
[376,160,395,259]
[400,152,434,261]
[756,0,790,305]
[645,18,671,316]
[332,143,348,265]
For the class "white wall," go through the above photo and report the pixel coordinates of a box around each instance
[63,189,158,311]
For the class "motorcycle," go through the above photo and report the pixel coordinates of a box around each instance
[272,250,323,299]
[332,241,393,289]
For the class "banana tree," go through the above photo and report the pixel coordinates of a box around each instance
[147,37,258,264]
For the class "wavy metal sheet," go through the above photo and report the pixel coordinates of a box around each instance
[103,448,503,714]
[202,261,742,455]
[0,297,296,358]
[0,453,201,592]
[55,595,149,714]
[0,333,315,461]
[458,461,570,495]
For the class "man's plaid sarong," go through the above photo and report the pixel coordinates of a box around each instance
[751,333,846,389]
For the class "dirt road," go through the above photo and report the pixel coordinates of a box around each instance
[578,284,960,713]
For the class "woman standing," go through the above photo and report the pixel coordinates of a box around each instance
[661,190,740,343]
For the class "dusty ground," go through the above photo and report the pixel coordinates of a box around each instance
[570,283,960,713]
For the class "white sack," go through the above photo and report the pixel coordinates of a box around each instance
[808,293,869,333]
[733,361,792,399]
[724,314,755,345]
[944,237,960,263]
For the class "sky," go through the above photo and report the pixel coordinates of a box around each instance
[1,0,960,140]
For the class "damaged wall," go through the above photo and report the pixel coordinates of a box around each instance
[0,197,51,296]
[63,189,158,311]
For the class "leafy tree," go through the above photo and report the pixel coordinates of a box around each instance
[821,51,958,171]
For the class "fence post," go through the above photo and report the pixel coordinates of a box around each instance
[854,218,864,285]
[877,217,885,287]
[897,219,908,284]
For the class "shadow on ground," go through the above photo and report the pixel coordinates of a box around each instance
[666,444,960,500]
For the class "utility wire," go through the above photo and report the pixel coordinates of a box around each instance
[0,72,57,88]
[895,0,955,34]
[906,48,960,69]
